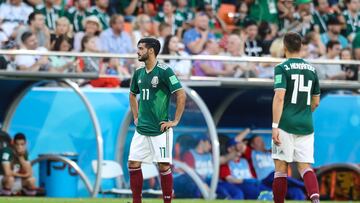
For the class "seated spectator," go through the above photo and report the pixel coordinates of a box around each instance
[100,14,134,55]
[49,36,77,73]
[340,48,358,81]
[234,2,251,28]
[108,0,154,19]
[203,3,228,39]
[243,19,264,57]
[257,37,284,78]
[312,0,334,34]
[0,0,33,37]
[248,0,279,25]
[320,16,349,48]
[316,40,346,80]
[341,0,360,42]
[35,0,63,30]
[0,40,19,71]
[89,0,110,30]
[15,31,52,72]
[131,14,153,49]
[303,31,326,58]
[154,0,184,36]
[175,0,194,25]
[77,35,103,73]
[0,132,36,196]
[16,11,51,49]
[158,22,172,51]
[183,12,215,54]
[73,15,102,52]
[65,0,92,32]
[353,32,360,62]
[50,17,74,50]
[223,33,256,78]
[161,35,192,77]
[193,39,235,77]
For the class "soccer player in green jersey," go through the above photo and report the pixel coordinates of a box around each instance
[271,32,321,203]
[128,38,186,203]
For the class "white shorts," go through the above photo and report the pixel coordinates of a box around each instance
[0,175,22,192]
[271,129,314,163]
[128,128,173,164]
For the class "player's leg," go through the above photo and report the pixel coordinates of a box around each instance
[21,176,36,195]
[271,129,295,203]
[152,128,173,203]
[1,175,14,195]
[294,133,319,203]
[128,131,152,203]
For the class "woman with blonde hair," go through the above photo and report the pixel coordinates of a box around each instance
[131,14,153,48]
[50,17,74,50]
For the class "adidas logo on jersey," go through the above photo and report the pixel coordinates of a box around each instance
[138,79,141,83]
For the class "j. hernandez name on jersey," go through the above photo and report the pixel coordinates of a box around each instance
[151,76,159,88]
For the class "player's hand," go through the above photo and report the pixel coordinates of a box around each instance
[160,120,178,132]
[134,118,138,126]
[272,128,281,145]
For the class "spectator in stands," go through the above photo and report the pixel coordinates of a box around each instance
[243,19,264,57]
[257,37,284,78]
[203,3,228,39]
[353,32,360,63]
[304,31,326,58]
[312,0,334,34]
[65,0,92,32]
[158,22,172,50]
[248,0,279,25]
[258,22,276,55]
[35,0,63,30]
[183,12,215,54]
[161,35,192,77]
[50,17,74,50]
[242,134,306,200]
[175,0,194,24]
[73,15,102,52]
[154,0,184,36]
[300,39,311,59]
[193,39,235,77]
[89,0,110,30]
[234,2,251,28]
[15,31,52,72]
[108,0,154,19]
[223,33,256,78]
[78,35,103,73]
[277,0,297,31]
[317,40,345,80]
[0,40,18,71]
[100,15,134,55]
[131,14,153,49]
[49,36,77,72]
[342,0,360,42]
[0,0,33,37]
[16,11,51,49]
[340,48,358,80]
[320,16,349,48]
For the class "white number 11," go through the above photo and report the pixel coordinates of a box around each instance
[291,74,312,105]
[142,89,149,100]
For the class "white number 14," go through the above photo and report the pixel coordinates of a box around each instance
[291,74,312,105]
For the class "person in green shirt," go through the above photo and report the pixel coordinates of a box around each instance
[248,0,279,24]
[342,0,360,41]
[312,0,335,34]
[128,38,186,203]
[271,32,320,203]
[154,0,184,36]
[353,32,360,60]
[64,0,92,32]
[89,0,110,30]
[35,0,64,30]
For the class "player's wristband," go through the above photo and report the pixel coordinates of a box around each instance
[272,123,279,128]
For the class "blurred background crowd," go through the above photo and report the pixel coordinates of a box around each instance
[0,0,359,87]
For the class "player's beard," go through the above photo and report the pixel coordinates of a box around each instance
[138,51,149,62]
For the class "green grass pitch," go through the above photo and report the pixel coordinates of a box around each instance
[0,198,358,203]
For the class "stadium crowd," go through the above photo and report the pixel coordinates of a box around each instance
[0,0,359,85]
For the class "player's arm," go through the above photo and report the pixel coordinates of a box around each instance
[272,66,287,145]
[13,156,32,178]
[129,70,140,124]
[311,95,320,112]
[173,89,186,126]
[2,162,13,177]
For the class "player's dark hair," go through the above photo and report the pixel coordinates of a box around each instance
[14,133,26,143]
[283,32,302,53]
[21,31,34,44]
[28,11,43,25]
[138,38,161,56]
[326,40,340,51]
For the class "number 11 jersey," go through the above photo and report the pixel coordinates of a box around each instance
[274,58,320,135]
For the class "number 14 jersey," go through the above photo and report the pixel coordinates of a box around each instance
[274,58,320,135]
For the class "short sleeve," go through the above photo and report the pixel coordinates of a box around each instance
[164,68,182,93]
[312,72,321,95]
[130,70,140,94]
[1,149,13,163]
[274,65,287,90]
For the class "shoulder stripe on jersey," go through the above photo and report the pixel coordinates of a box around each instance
[157,62,169,70]
[171,87,183,94]
[136,66,145,70]
[312,94,320,96]
[130,91,138,95]
[274,88,286,91]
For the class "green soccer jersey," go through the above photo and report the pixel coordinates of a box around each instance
[89,6,110,30]
[342,10,360,37]
[274,58,320,135]
[0,147,14,175]
[312,11,335,34]
[130,62,182,136]
[65,7,92,32]
[36,5,65,30]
